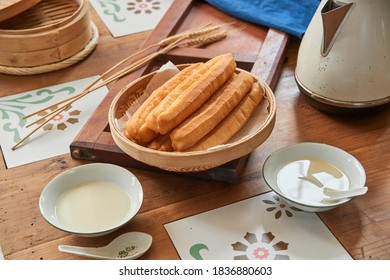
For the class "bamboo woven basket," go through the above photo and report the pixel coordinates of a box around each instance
[0,0,97,75]
[108,65,277,172]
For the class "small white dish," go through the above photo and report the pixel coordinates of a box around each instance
[262,142,366,212]
[39,163,143,237]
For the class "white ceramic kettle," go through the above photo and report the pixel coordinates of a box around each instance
[295,0,389,111]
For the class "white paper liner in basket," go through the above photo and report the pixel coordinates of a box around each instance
[114,61,270,152]
[115,61,180,131]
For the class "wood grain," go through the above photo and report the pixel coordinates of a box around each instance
[0,2,389,260]
[70,0,288,183]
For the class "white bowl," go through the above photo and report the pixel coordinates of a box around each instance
[39,163,143,237]
[262,142,366,212]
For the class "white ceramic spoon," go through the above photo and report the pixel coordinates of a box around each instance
[298,175,324,188]
[321,186,368,202]
[58,232,152,260]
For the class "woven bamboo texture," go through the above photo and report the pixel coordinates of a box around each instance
[108,66,276,172]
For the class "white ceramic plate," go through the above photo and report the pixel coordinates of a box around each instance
[262,142,366,212]
[39,163,143,237]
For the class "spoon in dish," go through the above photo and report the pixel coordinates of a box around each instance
[298,175,325,188]
[58,232,152,260]
[321,186,368,202]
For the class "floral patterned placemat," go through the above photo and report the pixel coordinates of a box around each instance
[164,192,352,260]
[89,0,174,37]
[0,76,109,168]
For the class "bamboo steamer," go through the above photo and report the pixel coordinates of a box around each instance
[0,0,41,22]
[108,65,276,172]
[0,0,97,74]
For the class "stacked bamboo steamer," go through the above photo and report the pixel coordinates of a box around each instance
[0,0,98,75]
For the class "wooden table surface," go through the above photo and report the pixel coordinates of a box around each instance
[1,4,389,261]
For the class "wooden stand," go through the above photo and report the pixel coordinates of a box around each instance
[70,0,289,183]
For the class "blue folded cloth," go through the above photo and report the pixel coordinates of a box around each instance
[205,0,321,38]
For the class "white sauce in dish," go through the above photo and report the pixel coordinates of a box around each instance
[55,181,131,232]
[277,158,349,205]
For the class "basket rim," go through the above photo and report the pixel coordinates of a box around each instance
[108,66,276,171]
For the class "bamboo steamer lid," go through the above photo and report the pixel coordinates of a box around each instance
[0,0,41,22]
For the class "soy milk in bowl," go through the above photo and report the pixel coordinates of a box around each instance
[55,180,131,233]
[39,163,143,237]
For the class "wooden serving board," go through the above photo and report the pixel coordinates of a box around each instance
[70,0,289,183]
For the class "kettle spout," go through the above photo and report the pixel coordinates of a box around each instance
[321,0,355,56]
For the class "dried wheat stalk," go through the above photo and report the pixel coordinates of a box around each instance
[12,22,234,150]
[182,30,228,47]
